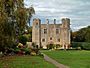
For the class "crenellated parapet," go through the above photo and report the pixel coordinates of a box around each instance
[62,18,70,29]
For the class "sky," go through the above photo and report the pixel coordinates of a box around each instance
[24,0,90,31]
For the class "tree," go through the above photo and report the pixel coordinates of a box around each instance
[0,0,35,52]
[0,0,14,51]
[27,6,35,26]
[85,27,90,42]
[72,26,90,42]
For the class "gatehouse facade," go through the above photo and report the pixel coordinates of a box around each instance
[32,18,71,49]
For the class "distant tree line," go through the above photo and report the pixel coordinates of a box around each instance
[71,26,90,42]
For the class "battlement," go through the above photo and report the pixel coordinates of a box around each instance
[33,18,41,21]
[33,18,70,25]
[62,18,70,24]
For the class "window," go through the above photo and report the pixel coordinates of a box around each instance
[36,23,38,25]
[50,37,52,40]
[57,39,60,42]
[44,29,47,34]
[36,45,38,48]
[35,23,39,28]
[42,39,45,42]
[56,29,59,34]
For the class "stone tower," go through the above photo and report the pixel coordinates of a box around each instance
[32,18,41,48]
[61,18,70,49]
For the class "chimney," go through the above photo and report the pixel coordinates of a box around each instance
[54,19,56,24]
[46,19,49,24]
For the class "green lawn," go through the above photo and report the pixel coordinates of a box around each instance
[0,55,56,68]
[42,50,90,68]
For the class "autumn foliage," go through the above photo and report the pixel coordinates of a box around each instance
[0,0,35,52]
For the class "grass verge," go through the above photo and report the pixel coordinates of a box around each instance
[0,55,56,68]
[42,50,90,68]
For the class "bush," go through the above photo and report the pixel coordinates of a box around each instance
[47,44,54,49]
[71,42,82,48]
[18,35,28,45]
[23,34,32,42]
[82,43,90,50]
[55,44,61,49]
[31,52,36,56]
[14,48,20,54]
[71,42,90,50]
[23,48,31,55]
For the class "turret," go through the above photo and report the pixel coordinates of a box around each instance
[61,18,70,49]
[62,18,70,28]
[33,18,41,27]
[32,18,41,48]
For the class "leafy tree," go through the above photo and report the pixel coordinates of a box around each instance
[27,6,35,26]
[85,27,90,42]
[0,0,35,52]
[71,26,90,42]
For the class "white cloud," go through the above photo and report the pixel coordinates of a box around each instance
[24,0,90,31]
[71,25,88,31]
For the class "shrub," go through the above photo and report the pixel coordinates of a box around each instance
[71,42,90,50]
[14,48,20,54]
[32,42,36,49]
[31,49,39,54]
[31,52,36,56]
[47,44,54,49]
[23,34,32,42]
[82,43,90,50]
[55,44,61,49]
[71,42,82,48]
[23,48,31,55]
[18,35,28,45]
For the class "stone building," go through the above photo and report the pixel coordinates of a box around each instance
[32,18,71,49]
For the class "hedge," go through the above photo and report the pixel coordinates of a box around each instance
[71,42,90,50]
[82,43,90,50]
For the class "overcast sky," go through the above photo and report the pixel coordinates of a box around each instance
[24,0,90,31]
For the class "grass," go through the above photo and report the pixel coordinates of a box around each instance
[42,50,90,68]
[0,55,56,68]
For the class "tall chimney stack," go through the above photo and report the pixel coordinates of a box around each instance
[54,19,56,24]
[46,19,49,24]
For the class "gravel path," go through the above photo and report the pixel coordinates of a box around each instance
[43,54,69,68]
